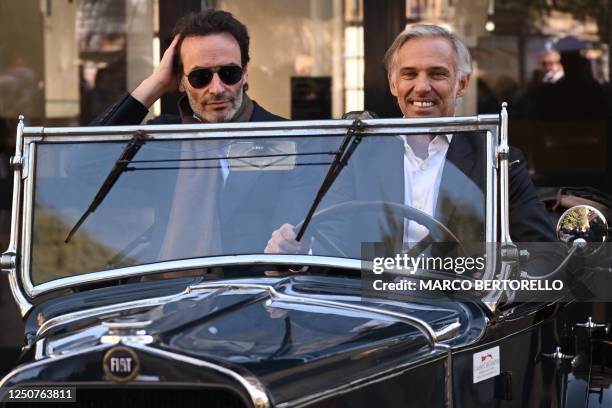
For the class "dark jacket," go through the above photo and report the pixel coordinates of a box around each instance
[91,93,284,126]
[91,93,289,255]
[313,133,558,258]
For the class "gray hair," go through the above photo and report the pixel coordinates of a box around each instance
[384,24,472,82]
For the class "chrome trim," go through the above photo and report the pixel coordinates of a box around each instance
[23,115,502,139]
[277,350,447,408]
[542,346,574,360]
[481,126,500,312]
[487,127,499,249]
[102,320,153,331]
[21,140,29,179]
[36,292,185,338]
[100,319,156,346]
[7,116,24,248]
[484,128,496,246]
[30,122,500,142]
[482,104,510,311]
[436,321,462,341]
[498,103,512,245]
[100,334,154,345]
[482,259,514,312]
[20,116,503,144]
[7,266,31,316]
[45,325,109,357]
[34,339,45,360]
[0,343,112,388]
[2,116,32,316]
[20,142,35,307]
[26,255,361,298]
[124,340,270,408]
[575,316,607,329]
[491,124,499,255]
[483,301,497,315]
[188,282,441,344]
[495,104,520,305]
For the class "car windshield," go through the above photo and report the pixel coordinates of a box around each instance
[30,130,487,285]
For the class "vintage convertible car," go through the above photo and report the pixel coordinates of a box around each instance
[0,107,610,407]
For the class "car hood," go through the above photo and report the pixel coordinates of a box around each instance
[25,275,487,404]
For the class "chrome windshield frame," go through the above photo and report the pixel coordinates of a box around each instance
[6,114,502,314]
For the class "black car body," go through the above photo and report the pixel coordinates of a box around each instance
[1,110,610,407]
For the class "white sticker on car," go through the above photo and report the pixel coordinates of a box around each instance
[473,346,500,383]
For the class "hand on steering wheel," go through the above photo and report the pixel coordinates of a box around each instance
[294,200,465,257]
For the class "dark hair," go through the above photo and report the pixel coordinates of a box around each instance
[172,9,250,73]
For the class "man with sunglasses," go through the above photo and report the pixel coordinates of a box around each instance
[91,9,288,257]
[93,9,282,126]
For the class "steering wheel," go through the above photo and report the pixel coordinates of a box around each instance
[295,200,465,257]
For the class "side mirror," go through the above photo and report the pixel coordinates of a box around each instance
[556,205,608,255]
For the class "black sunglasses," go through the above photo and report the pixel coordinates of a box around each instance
[185,65,244,88]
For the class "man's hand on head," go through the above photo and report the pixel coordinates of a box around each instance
[265,224,308,254]
[132,35,181,108]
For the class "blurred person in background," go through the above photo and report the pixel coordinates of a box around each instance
[540,50,564,84]
[538,36,607,120]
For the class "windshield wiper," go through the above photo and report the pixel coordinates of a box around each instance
[65,131,149,243]
[295,119,365,241]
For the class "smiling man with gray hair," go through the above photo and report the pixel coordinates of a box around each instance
[266,24,557,256]
[383,24,473,120]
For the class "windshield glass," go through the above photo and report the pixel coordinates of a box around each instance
[30,131,487,285]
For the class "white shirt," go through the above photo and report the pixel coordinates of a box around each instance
[401,134,452,245]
